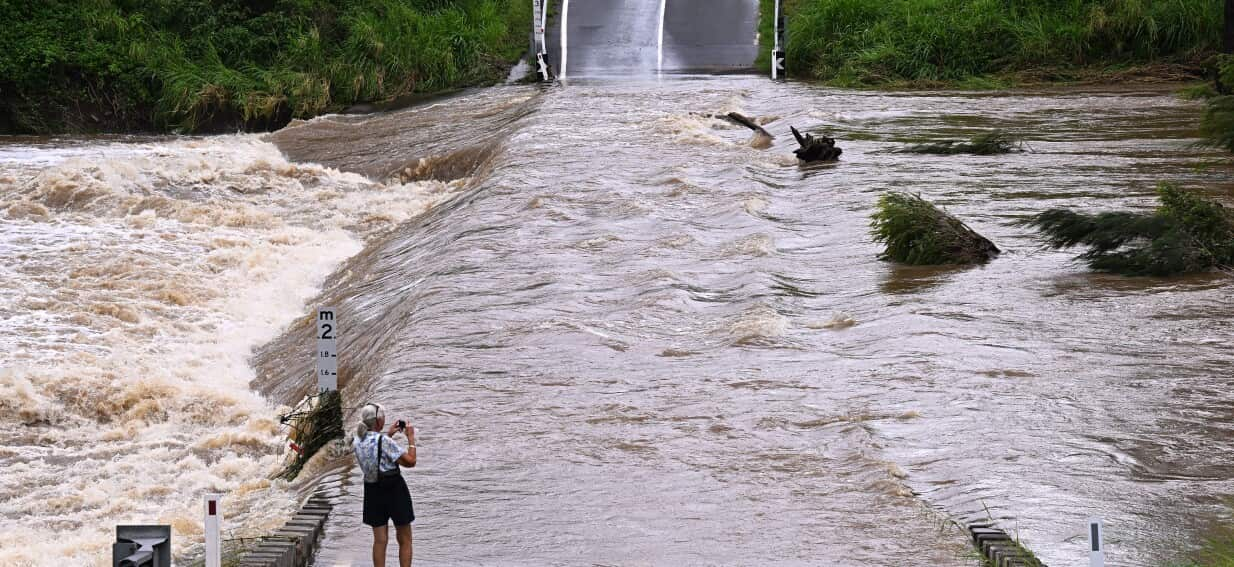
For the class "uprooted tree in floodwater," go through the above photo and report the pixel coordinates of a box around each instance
[901,131,1024,155]
[1026,183,1234,276]
[791,126,843,162]
[870,192,1000,265]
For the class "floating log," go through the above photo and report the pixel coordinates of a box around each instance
[724,112,772,137]
[692,111,774,138]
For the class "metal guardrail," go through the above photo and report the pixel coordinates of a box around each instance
[113,525,171,567]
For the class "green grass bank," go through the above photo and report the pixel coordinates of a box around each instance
[0,0,531,134]
[762,0,1223,87]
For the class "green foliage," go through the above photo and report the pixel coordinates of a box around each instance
[777,0,1220,85]
[1166,523,1234,567]
[1190,530,1234,567]
[1179,82,1219,100]
[1201,56,1234,151]
[0,0,531,133]
[870,191,1000,265]
[902,130,1023,155]
[1027,183,1234,276]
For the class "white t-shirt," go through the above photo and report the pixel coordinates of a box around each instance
[353,431,404,483]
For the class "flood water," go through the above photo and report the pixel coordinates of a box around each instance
[2,76,1233,566]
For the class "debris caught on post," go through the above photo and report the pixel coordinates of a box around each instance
[276,390,344,481]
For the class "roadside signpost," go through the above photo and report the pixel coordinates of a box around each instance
[533,0,551,81]
[317,308,338,392]
[204,494,221,567]
[772,0,786,80]
[1089,517,1104,567]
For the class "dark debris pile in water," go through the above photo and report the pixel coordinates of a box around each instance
[791,126,843,162]
[1026,183,1234,276]
[870,192,1000,265]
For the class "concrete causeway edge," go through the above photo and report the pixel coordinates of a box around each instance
[235,485,334,567]
[966,522,1047,567]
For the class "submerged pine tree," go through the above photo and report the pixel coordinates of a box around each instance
[1200,56,1234,151]
[870,192,1000,265]
[901,131,1024,155]
[1027,184,1234,276]
[1201,95,1234,153]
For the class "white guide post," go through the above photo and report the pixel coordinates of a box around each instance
[657,0,667,73]
[560,0,569,80]
[317,308,338,392]
[204,493,222,567]
[533,0,550,80]
[1089,517,1104,567]
[772,0,785,80]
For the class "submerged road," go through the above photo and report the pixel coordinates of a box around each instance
[544,0,760,77]
[255,78,1234,567]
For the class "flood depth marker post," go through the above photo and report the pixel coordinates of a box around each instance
[204,494,221,567]
[772,0,786,80]
[317,308,338,392]
[1089,517,1104,567]
[533,0,551,81]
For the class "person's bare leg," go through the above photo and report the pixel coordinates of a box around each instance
[372,526,389,567]
[395,524,412,567]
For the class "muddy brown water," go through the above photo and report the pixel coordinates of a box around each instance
[257,77,1234,566]
[2,76,1233,566]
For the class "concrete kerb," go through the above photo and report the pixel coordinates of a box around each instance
[965,522,1046,567]
[234,484,334,567]
[272,528,315,560]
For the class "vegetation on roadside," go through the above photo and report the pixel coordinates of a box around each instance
[902,131,1024,155]
[1026,183,1234,276]
[1196,55,1234,151]
[763,0,1221,86]
[870,192,1000,265]
[0,0,531,134]
[1167,522,1234,566]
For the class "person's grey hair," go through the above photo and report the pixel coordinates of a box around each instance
[355,403,384,440]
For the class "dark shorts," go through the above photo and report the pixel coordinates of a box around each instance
[363,472,415,527]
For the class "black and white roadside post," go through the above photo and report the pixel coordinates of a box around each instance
[533,0,552,81]
[772,0,786,80]
[1089,517,1105,567]
[1225,0,1234,53]
[317,308,338,392]
[203,494,221,567]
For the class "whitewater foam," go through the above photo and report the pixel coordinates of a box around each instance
[0,135,467,565]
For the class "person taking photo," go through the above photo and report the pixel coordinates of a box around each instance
[353,403,417,567]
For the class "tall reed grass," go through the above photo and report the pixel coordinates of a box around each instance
[776,0,1221,85]
[1,0,531,133]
